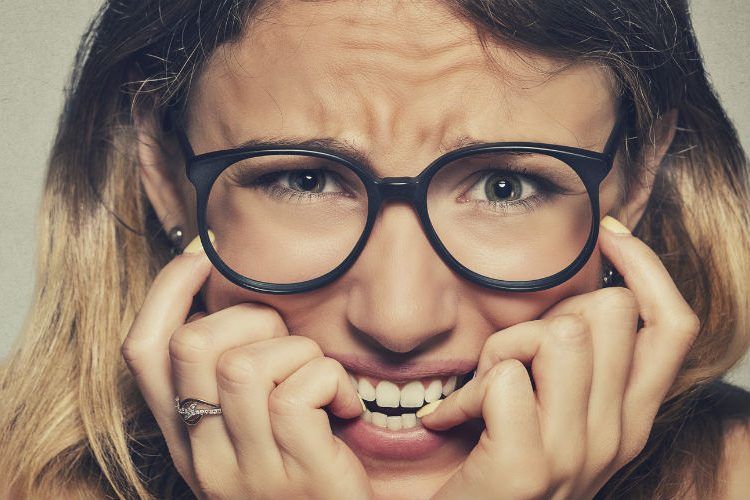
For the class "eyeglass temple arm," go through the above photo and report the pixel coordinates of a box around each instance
[166,106,196,159]
[603,101,630,160]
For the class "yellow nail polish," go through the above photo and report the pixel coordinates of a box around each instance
[183,231,216,254]
[416,399,442,419]
[601,216,631,235]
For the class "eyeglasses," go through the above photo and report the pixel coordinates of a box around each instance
[170,103,628,294]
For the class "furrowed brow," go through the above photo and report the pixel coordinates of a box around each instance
[234,136,379,176]
[439,135,486,153]
[233,133,507,176]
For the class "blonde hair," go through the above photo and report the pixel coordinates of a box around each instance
[1,0,749,498]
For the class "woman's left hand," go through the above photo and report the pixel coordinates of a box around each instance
[420,219,700,500]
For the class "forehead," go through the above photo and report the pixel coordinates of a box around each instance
[188,0,617,173]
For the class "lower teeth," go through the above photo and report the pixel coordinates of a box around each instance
[363,409,419,430]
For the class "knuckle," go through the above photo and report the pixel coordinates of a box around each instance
[268,387,300,418]
[312,355,341,374]
[286,335,324,357]
[485,359,527,387]
[492,358,525,377]
[120,337,147,370]
[553,447,586,482]
[594,286,638,311]
[217,348,259,386]
[659,310,700,349]
[617,430,650,465]
[675,310,701,337]
[237,302,288,337]
[169,323,215,364]
[479,329,513,363]
[593,426,622,467]
[549,313,589,345]
[481,331,503,353]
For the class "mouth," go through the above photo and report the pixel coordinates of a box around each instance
[328,363,481,462]
[347,370,476,430]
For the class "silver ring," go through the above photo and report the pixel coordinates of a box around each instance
[175,396,222,425]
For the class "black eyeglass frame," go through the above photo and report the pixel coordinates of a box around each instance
[170,102,629,295]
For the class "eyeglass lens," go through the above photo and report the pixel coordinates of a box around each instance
[205,150,592,285]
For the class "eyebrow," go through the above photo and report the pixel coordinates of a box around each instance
[231,135,490,177]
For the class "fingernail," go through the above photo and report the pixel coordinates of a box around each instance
[601,216,631,235]
[183,230,216,254]
[416,399,442,419]
[359,397,366,413]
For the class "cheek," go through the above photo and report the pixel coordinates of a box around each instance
[202,271,252,313]
[201,268,342,335]
[202,269,299,313]
[471,245,603,328]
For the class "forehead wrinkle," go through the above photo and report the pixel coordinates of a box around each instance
[327,13,477,62]
[325,51,488,91]
[192,0,617,167]
[268,0,469,51]
[251,0,486,86]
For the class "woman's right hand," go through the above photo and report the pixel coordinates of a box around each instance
[121,238,373,500]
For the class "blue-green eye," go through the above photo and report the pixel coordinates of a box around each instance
[468,171,538,203]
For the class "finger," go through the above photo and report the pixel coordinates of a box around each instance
[121,244,213,470]
[598,218,700,463]
[475,316,593,442]
[598,219,699,407]
[268,356,364,475]
[578,288,637,466]
[539,286,638,466]
[421,356,541,435]
[170,303,288,448]
[433,315,592,470]
[216,336,327,472]
[598,218,696,326]
[425,360,544,499]
[186,311,207,323]
[475,320,544,379]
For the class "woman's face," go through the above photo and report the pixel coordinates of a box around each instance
[181,0,623,495]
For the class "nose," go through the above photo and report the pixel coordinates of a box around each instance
[345,202,458,353]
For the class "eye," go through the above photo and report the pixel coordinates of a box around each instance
[290,170,328,193]
[284,170,336,193]
[466,170,539,203]
[250,168,350,197]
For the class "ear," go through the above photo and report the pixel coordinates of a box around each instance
[611,108,678,230]
[134,102,197,244]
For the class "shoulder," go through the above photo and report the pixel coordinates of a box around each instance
[719,417,750,499]
[706,381,750,499]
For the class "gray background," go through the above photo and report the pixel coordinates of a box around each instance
[1,1,749,389]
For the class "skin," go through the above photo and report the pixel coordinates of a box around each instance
[122,1,711,499]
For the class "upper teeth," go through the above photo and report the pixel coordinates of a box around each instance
[348,373,460,408]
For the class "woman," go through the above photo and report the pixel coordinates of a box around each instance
[1,0,749,498]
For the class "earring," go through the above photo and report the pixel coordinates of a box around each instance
[168,226,185,255]
[601,263,622,288]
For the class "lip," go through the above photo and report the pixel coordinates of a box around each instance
[330,412,483,462]
[331,414,446,460]
[327,353,482,461]
[330,353,477,383]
